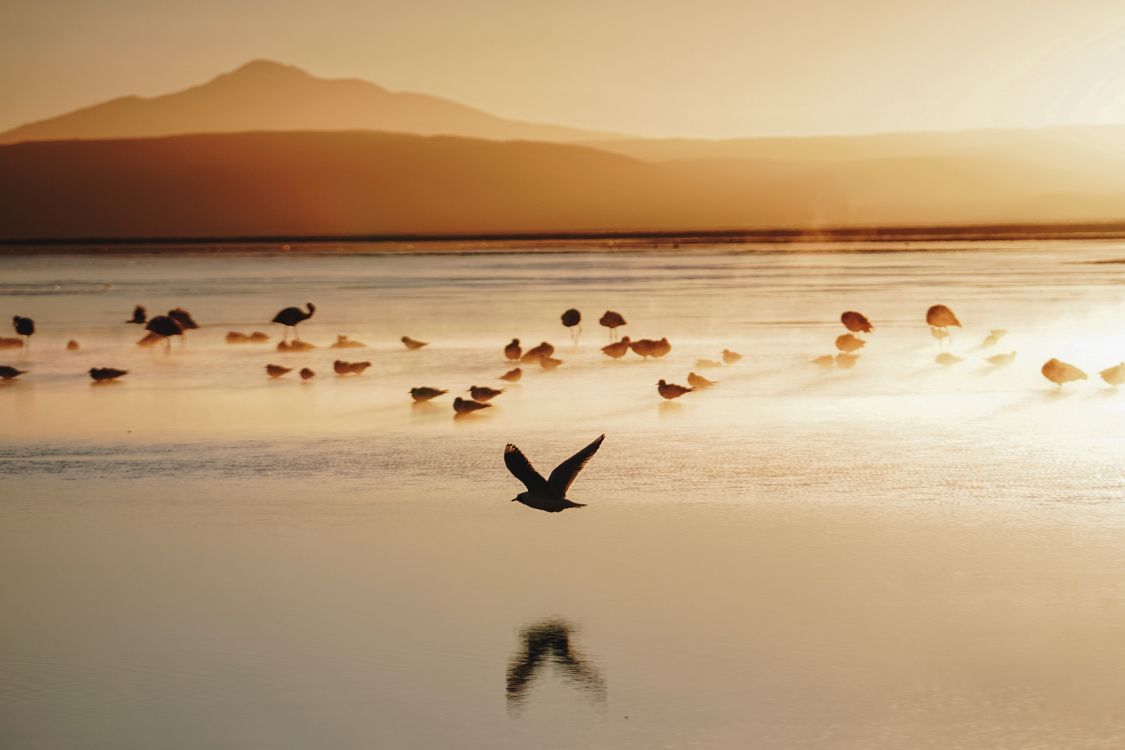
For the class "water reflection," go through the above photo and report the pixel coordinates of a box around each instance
[506,618,605,712]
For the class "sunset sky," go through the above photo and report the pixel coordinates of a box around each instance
[5,0,1125,138]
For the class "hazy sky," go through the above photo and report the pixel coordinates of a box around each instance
[5,0,1125,138]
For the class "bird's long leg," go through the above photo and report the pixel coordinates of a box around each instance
[164,337,172,355]
[282,326,290,343]
[294,325,301,342]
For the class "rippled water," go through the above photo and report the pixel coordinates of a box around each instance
[3,242,1125,748]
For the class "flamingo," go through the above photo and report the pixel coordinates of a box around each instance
[272,302,316,341]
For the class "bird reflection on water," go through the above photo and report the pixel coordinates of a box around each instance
[506,619,605,712]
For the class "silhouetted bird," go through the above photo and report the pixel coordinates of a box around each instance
[89,367,127,382]
[143,315,183,351]
[334,360,371,375]
[453,396,491,415]
[331,335,365,349]
[249,331,270,343]
[835,334,865,353]
[505,339,522,361]
[272,302,316,341]
[299,367,316,381]
[402,336,428,350]
[687,372,717,388]
[410,387,447,402]
[657,379,692,399]
[266,364,292,378]
[601,336,632,359]
[935,352,962,366]
[651,338,671,358]
[500,368,522,382]
[1100,363,1125,386]
[127,305,146,324]
[506,619,606,709]
[835,353,859,369]
[599,311,627,341]
[0,365,27,380]
[986,351,1016,367]
[812,354,835,369]
[12,316,34,348]
[1041,358,1086,387]
[630,339,656,359]
[504,434,605,512]
[470,385,504,402]
[722,349,742,365]
[167,308,199,331]
[539,355,563,370]
[561,308,582,344]
[66,340,79,351]
[841,311,873,334]
[522,342,555,362]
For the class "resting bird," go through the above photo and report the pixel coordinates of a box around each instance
[265,364,292,378]
[539,355,563,370]
[410,387,448,402]
[812,354,835,369]
[66,340,80,351]
[334,360,371,375]
[453,396,491,415]
[630,339,656,359]
[601,337,632,359]
[226,332,250,344]
[1041,358,1086,387]
[402,336,428,350]
[841,311,873,334]
[835,334,865,353]
[500,368,522,382]
[651,338,671,358]
[504,434,605,512]
[657,379,692,399]
[1099,363,1125,387]
[687,372,717,388]
[127,305,146,324]
[0,365,27,380]
[505,339,522,361]
[599,311,627,341]
[522,342,555,362]
[561,308,582,344]
[722,349,742,365]
[926,304,961,329]
[143,315,183,351]
[981,329,1007,348]
[696,358,722,369]
[986,351,1016,367]
[278,340,314,352]
[272,302,315,341]
[12,316,34,348]
[331,335,365,349]
[835,353,859,369]
[470,385,504,402]
[89,367,127,382]
[299,367,316,381]
[249,331,270,343]
[935,352,962,367]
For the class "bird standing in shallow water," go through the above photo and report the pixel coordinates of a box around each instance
[299,367,316,381]
[722,349,742,365]
[657,379,693,399]
[167,308,199,333]
[1042,358,1086,387]
[143,315,183,352]
[841,311,873,334]
[687,372,717,388]
[401,336,428,350]
[272,302,316,341]
[334,360,371,375]
[12,316,34,349]
[500,368,522,382]
[266,364,292,378]
[504,435,605,512]
[89,368,127,382]
[561,308,582,345]
[0,365,27,380]
[453,396,491,415]
[410,387,447,402]
[602,337,631,359]
[521,342,555,363]
[505,339,522,361]
[599,311,626,341]
[127,305,146,324]
[470,385,504,402]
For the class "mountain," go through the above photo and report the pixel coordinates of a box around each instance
[5,130,1125,240]
[0,60,619,145]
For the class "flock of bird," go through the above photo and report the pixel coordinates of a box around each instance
[3,301,1125,401]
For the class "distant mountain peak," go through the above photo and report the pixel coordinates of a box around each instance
[219,59,315,82]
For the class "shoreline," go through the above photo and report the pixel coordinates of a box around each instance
[4,221,1125,254]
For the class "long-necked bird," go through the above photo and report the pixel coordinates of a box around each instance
[272,302,315,341]
[504,434,605,512]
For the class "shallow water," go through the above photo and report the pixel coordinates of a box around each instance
[3,242,1125,748]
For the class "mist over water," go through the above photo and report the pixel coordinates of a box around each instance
[3,242,1125,749]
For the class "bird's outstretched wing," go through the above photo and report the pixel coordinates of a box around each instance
[547,435,605,497]
[504,444,550,492]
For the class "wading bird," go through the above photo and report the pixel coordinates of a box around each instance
[272,302,315,341]
[601,337,631,359]
[651,338,671,358]
[505,339,522,361]
[503,434,605,512]
[265,364,292,378]
[167,308,199,333]
[401,336,428,350]
[410,387,447,402]
[927,304,961,347]
[0,365,27,380]
[521,342,555,363]
[687,372,717,388]
[657,379,693,399]
[470,385,504,402]
[722,349,742,365]
[599,311,626,341]
[841,311,873,334]
[334,360,371,375]
[539,355,563,370]
[630,339,656,359]
[331,335,365,349]
[453,396,491,415]
[12,316,34,348]
[89,367,127,382]
[500,368,522,382]
[561,308,581,345]
[1041,358,1086,387]
[143,315,183,351]
[127,305,146,324]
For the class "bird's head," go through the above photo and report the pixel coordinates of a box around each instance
[306,302,316,313]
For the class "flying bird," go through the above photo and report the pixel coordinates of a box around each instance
[561,308,582,344]
[1100,363,1125,386]
[89,367,127,382]
[470,385,505,402]
[687,372,717,388]
[334,360,371,375]
[657,379,693,399]
[601,337,632,359]
[265,364,292,378]
[1041,358,1086,387]
[840,311,873,334]
[453,396,491,415]
[599,311,627,341]
[505,339,522,361]
[402,336,428,350]
[503,434,605,512]
[272,302,316,341]
[410,387,447,402]
[126,305,146,324]
[0,365,27,380]
[500,368,523,382]
[722,349,742,365]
